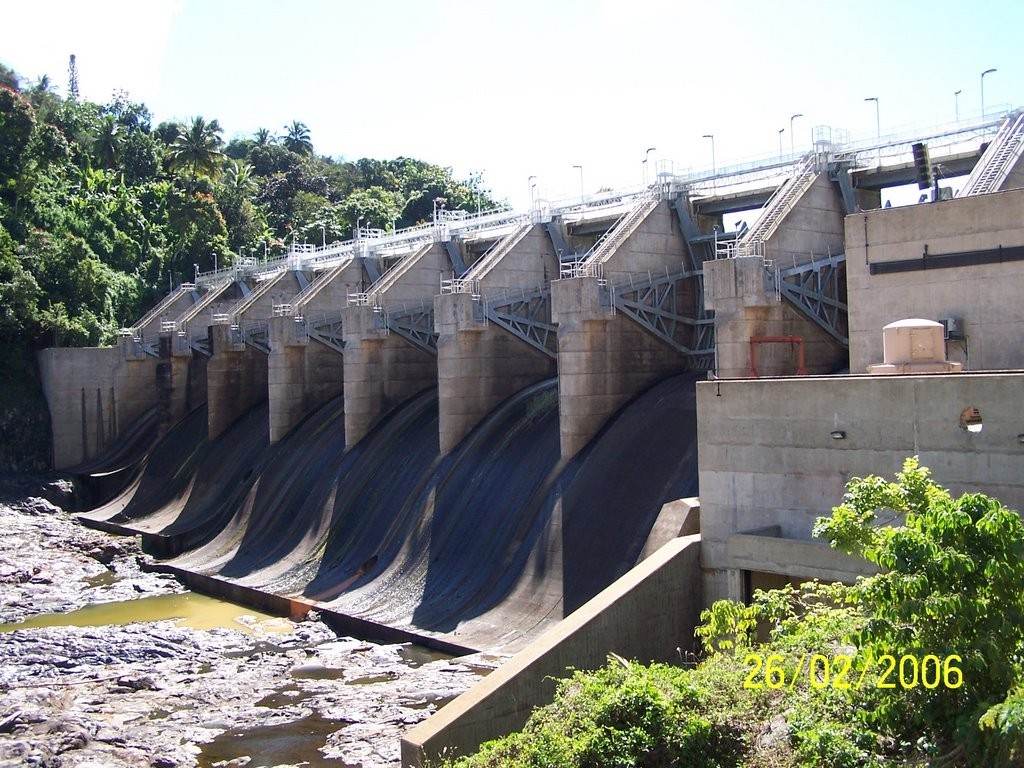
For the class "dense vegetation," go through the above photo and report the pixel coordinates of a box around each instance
[446,459,1024,767]
[0,61,497,469]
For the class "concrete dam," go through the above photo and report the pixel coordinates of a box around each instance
[39,109,1022,657]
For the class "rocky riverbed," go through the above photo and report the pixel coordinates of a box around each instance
[0,476,490,768]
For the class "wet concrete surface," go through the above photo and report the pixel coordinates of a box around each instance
[0,482,490,768]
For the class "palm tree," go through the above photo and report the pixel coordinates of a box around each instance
[167,116,224,184]
[92,115,121,169]
[253,128,274,147]
[222,160,255,196]
[282,120,313,156]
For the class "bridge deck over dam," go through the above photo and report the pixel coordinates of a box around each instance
[39,108,1024,654]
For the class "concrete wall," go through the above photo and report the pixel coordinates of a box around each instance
[38,345,157,468]
[697,372,1024,605]
[435,293,555,453]
[401,535,703,767]
[206,324,269,439]
[267,316,344,442]
[341,305,438,449]
[846,186,1024,373]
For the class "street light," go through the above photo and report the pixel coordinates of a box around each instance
[981,68,997,117]
[643,147,656,185]
[954,89,962,122]
[789,113,803,155]
[194,263,199,281]
[572,164,584,199]
[702,134,715,190]
[320,223,326,248]
[864,97,880,165]
[777,128,784,156]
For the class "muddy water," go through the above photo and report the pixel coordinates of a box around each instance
[0,591,293,635]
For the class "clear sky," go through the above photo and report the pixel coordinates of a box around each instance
[2,0,1021,210]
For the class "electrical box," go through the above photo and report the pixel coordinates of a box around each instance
[942,317,965,340]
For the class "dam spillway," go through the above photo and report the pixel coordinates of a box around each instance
[75,373,699,653]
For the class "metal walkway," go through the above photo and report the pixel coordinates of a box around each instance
[959,111,1024,196]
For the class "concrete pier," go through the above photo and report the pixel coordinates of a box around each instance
[435,224,559,453]
[205,271,304,438]
[267,258,363,442]
[342,244,448,448]
[553,201,693,459]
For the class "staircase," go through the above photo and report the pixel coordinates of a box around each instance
[171,279,234,330]
[214,271,289,324]
[587,187,661,265]
[351,242,433,305]
[460,217,533,285]
[123,283,195,337]
[283,255,356,316]
[960,111,1024,196]
[726,153,818,259]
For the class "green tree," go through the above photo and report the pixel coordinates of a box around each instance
[282,120,313,156]
[167,116,224,184]
[92,114,121,169]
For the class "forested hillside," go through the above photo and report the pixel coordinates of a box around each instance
[0,62,498,471]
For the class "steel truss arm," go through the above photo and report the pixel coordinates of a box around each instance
[387,306,438,355]
[483,288,557,358]
[610,270,715,367]
[775,253,848,345]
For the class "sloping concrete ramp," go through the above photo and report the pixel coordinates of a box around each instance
[79,374,700,652]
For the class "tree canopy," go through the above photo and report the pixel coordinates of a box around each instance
[0,62,500,353]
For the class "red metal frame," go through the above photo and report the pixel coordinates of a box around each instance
[749,336,807,377]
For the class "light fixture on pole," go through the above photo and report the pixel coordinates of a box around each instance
[789,113,803,155]
[643,147,656,185]
[864,97,880,165]
[194,263,199,281]
[528,175,537,208]
[981,68,997,118]
[572,165,584,199]
[702,134,715,190]
[777,128,784,156]
[954,89,962,122]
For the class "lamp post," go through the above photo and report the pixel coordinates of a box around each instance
[864,97,880,165]
[194,263,199,282]
[643,146,656,185]
[572,164,584,199]
[954,89,962,122]
[320,223,326,248]
[789,113,803,155]
[981,68,997,118]
[702,134,715,190]
[778,128,784,156]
